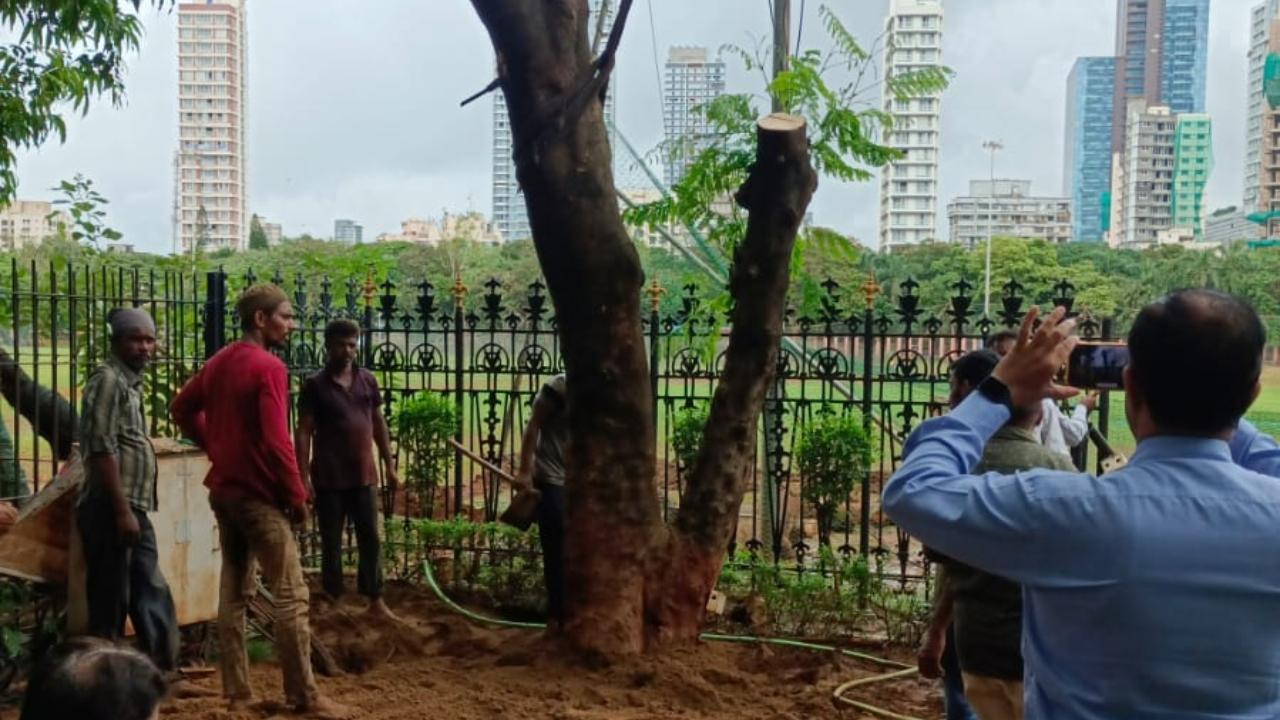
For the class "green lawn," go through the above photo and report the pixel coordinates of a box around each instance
[1103,365,1280,455]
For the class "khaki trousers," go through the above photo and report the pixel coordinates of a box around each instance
[211,497,318,707]
[962,673,1023,720]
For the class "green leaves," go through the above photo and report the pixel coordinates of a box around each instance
[394,391,459,516]
[624,4,952,283]
[49,172,120,249]
[671,403,710,472]
[0,1,171,202]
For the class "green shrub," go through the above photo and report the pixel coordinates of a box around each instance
[672,403,710,473]
[796,410,873,547]
[393,391,458,517]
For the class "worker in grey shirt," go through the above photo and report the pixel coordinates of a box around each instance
[514,374,569,627]
[987,331,1095,457]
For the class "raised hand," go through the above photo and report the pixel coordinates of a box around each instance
[992,306,1081,409]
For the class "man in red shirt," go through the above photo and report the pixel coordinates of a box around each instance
[171,284,351,719]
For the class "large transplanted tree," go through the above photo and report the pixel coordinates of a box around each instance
[467,0,945,656]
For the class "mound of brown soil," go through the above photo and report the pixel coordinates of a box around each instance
[18,582,943,719]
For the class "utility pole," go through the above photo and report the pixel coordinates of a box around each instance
[982,140,1003,317]
[771,0,791,112]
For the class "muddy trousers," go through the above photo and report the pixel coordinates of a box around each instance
[210,497,319,707]
[77,500,179,672]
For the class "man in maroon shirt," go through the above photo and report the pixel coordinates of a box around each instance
[171,284,351,719]
[295,318,398,617]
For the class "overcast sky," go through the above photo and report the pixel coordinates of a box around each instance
[11,0,1254,254]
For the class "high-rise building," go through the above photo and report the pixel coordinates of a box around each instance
[662,46,727,187]
[947,180,1072,249]
[1111,100,1177,249]
[334,219,363,244]
[1170,113,1213,237]
[878,0,945,252]
[491,1,615,243]
[1110,0,1208,153]
[1063,57,1116,243]
[176,0,247,254]
[1245,0,1280,225]
[1160,0,1210,115]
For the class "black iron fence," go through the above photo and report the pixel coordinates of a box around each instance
[1,260,1118,582]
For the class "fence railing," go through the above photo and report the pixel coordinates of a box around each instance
[1,261,1120,583]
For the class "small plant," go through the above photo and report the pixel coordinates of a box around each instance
[671,402,710,475]
[49,174,122,249]
[796,409,873,547]
[393,391,458,518]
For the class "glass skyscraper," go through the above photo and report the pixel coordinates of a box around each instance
[1160,0,1210,114]
[1064,57,1116,243]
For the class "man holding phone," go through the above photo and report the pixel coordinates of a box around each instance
[886,290,1280,719]
[987,331,1095,458]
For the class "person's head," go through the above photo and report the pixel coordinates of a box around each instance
[236,284,295,349]
[20,637,167,720]
[323,318,360,370]
[949,349,1000,410]
[106,308,156,373]
[1125,289,1266,440]
[986,330,1018,357]
[950,348,1040,427]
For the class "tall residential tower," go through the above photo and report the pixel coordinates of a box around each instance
[662,46,727,187]
[176,0,248,254]
[1063,57,1116,242]
[491,0,615,243]
[1245,0,1280,225]
[878,0,945,252]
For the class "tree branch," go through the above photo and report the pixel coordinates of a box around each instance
[676,114,817,547]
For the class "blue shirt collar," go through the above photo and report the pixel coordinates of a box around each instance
[1131,435,1232,463]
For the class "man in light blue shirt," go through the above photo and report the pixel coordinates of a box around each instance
[885,290,1280,719]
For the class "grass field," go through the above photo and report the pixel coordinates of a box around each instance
[1103,365,1280,455]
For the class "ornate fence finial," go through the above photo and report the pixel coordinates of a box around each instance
[860,273,881,310]
[645,277,666,313]
[362,268,377,308]
[451,273,468,309]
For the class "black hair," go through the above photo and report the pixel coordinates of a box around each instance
[985,330,1017,350]
[1128,289,1266,435]
[20,638,167,720]
[951,349,1000,389]
[323,318,361,345]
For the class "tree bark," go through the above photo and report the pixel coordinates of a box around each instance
[654,114,816,642]
[470,0,660,657]
[469,0,815,655]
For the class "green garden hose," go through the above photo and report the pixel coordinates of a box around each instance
[419,560,923,719]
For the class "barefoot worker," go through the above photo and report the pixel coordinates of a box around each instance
[296,319,399,618]
[172,284,352,719]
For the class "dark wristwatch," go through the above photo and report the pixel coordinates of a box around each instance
[976,375,1015,413]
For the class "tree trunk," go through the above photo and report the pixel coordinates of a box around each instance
[469,1,815,656]
[654,114,816,642]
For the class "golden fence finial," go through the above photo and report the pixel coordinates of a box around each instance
[861,273,881,310]
[450,273,468,308]
[645,277,666,313]
[363,268,377,308]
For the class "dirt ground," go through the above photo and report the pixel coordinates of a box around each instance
[143,581,941,720]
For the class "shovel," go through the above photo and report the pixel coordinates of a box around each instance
[447,438,541,531]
